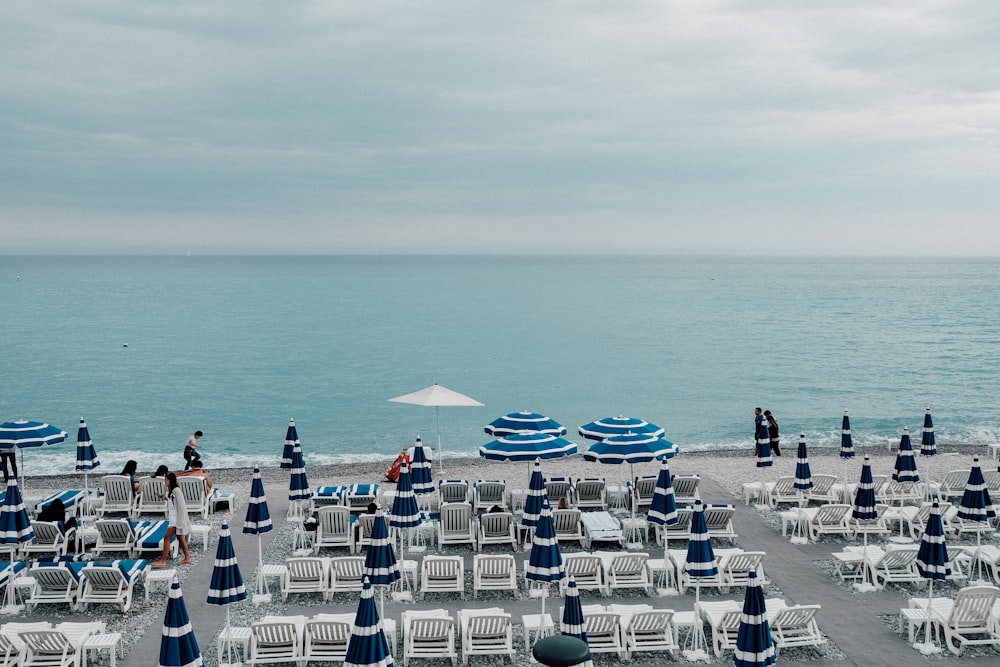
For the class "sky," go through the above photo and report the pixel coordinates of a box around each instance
[2,1,999,255]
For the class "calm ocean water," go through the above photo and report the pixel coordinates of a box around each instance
[3,255,1000,475]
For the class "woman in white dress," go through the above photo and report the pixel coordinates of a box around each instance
[152,472,192,567]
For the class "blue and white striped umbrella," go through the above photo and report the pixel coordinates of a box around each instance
[560,577,594,667]
[0,477,33,552]
[526,503,565,617]
[852,456,878,522]
[364,512,401,588]
[480,432,577,462]
[920,408,936,456]
[892,428,920,484]
[582,431,677,464]
[684,500,718,603]
[957,458,996,525]
[207,523,247,667]
[755,417,772,469]
[344,577,395,667]
[647,458,678,528]
[389,460,422,530]
[914,501,950,652]
[0,420,67,449]
[288,442,312,511]
[733,570,776,667]
[793,434,813,492]
[409,437,435,497]
[75,419,100,511]
[486,411,567,437]
[242,468,273,601]
[280,418,299,470]
[520,459,548,530]
[579,416,664,441]
[159,579,203,667]
[840,410,854,459]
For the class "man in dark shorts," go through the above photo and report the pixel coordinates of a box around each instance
[183,430,203,470]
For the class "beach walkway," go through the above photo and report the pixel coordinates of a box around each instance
[120,475,999,666]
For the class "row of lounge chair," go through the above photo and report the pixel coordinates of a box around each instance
[95,474,231,519]
[0,621,118,667]
[779,501,997,543]
[19,559,149,614]
[905,584,1000,654]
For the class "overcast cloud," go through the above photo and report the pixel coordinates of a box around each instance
[2,1,998,255]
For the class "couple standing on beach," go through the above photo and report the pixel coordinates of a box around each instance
[754,407,781,457]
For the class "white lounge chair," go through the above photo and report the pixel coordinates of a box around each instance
[806,475,839,505]
[703,504,738,544]
[438,481,470,506]
[574,478,607,510]
[656,507,693,544]
[544,478,573,508]
[346,484,380,512]
[25,565,81,614]
[606,552,652,595]
[93,519,137,557]
[18,630,79,667]
[354,513,380,554]
[972,545,1000,584]
[769,605,826,654]
[458,608,513,665]
[282,556,330,602]
[473,554,518,599]
[421,555,464,600]
[0,635,16,667]
[631,476,658,511]
[95,475,136,517]
[585,613,626,660]
[672,476,701,505]
[766,476,806,509]
[329,556,365,596]
[622,609,678,660]
[798,504,852,541]
[473,480,507,513]
[438,503,476,550]
[552,509,585,547]
[402,609,457,667]
[135,476,168,516]
[866,546,921,590]
[249,620,301,666]
[21,521,75,558]
[719,551,766,592]
[698,600,741,657]
[937,470,973,500]
[560,553,605,596]
[77,561,147,612]
[477,511,517,551]
[303,619,351,664]
[909,585,1000,655]
[176,476,211,520]
[313,505,354,553]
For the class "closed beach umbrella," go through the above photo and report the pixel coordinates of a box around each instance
[389,383,484,472]
[520,459,548,531]
[732,570,776,667]
[207,523,247,667]
[851,456,878,590]
[0,477,33,614]
[159,579,203,667]
[0,419,67,495]
[486,411,567,437]
[388,459,422,564]
[560,577,594,667]
[280,418,299,470]
[684,500,718,606]
[480,432,577,462]
[75,419,100,514]
[578,416,664,441]
[646,457,678,591]
[363,511,401,618]
[525,502,565,617]
[242,467,274,602]
[892,428,920,484]
[793,434,813,493]
[920,408,937,456]
[287,441,312,517]
[753,421,772,506]
[914,502,951,654]
[957,458,996,581]
[409,437,435,497]
[839,410,854,459]
[344,577,395,667]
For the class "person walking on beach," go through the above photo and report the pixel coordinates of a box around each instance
[183,430,203,470]
[764,410,781,456]
[152,472,192,568]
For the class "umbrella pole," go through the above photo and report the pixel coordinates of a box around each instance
[436,406,443,473]
[920,579,938,653]
[225,605,234,666]
[256,533,266,598]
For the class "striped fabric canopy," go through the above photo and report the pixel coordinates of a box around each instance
[388,460,422,530]
[243,468,272,535]
[839,410,854,459]
[0,420,67,449]
[280,418,299,469]
[480,432,577,462]
[793,434,813,492]
[74,419,100,471]
[892,428,920,484]
[485,411,567,437]
[287,442,312,508]
[207,523,247,606]
[344,577,395,667]
[957,458,996,524]
[363,512,401,588]
[733,570,776,667]
[582,431,677,464]
[159,579,203,667]
[579,416,664,441]
[852,456,878,522]
[920,408,937,456]
[520,459,548,529]
[409,438,434,496]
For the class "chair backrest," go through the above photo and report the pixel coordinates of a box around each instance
[672,475,700,500]
[305,620,350,646]
[288,558,326,582]
[137,476,168,507]
[575,478,605,500]
[630,610,673,634]
[586,613,621,637]
[878,548,918,569]
[773,476,796,494]
[477,555,513,578]
[480,512,512,537]
[467,614,511,638]
[177,476,208,505]
[611,553,648,575]
[440,503,472,532]
[28,521,62,546]
[947,586,1000,626]
[18,631,73,658]
[815,504,850,524]
[770,605,820,630]
[356,514,377,540]
[331,556,364,579]
[31,566,78,590]
[475,481,506,505]
[809,475,838,495]
[410,617,454,641]
[722,551,764,573]
[81,566,126,591]
[942,470,971,491]
[634,476,657,499]
[100,475,134,506]
[253,622,299,649]
[545,478,572,504]
[96,519,134,542]
[565,554,600,577]
[553,509,582,534]
[318,506,351,535]
[703,505,735,527]
[424,557,460,578]
[439,481,469,505]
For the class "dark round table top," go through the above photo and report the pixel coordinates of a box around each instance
[531,635,590,667]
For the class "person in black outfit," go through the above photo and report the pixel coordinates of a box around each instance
[37,497,77,531]
[0,450,16,482]
[764,410,781,456]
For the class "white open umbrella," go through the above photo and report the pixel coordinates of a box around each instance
[389,384,483,472]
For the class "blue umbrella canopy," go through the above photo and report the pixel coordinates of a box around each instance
[363,512,401,588]
[243,468,273,535]
[159,579,203,667]
[916,502,951,581]
[0,420,67,449]
[732,570,776,667]
[582,432,677,464]
[840,410,854,459]
[288,442,312,508]
[957,458,996,524]
[480,432,577,462]
[520,459,548,529]
[920,408,937,456]
[561,577,594,667]
[207,523,247,606]
[852,456,878,522]
[755,425,772,469]
[486,411,567,437]
[793,434,813,492]
[0,477,33,547]
[74,419,99,471]
[409,437,435,496]
[647,458,678,528]
[579,416,664,441]
[684,500,718,585]
[526,503,565,583]
[280,418,299,470]
[892,428,920,484]
[344,577,395,667]
[388,460,422,530]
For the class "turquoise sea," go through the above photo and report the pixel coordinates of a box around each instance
[3,255,999,475]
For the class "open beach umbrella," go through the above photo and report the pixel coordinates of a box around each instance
[525,502,565,617]
[389,383,484,472]
[839,410,854,459]
[560,577,594,667]
[280,418,299,469]
[578,416,664,441]
[583,431,678,510]
[388,459,422,574]
[74,419,100,515]
[345,577,395,667]
[287,441,312,518]
[0,477,33,614]
[160,578,203,667]
[914,502,951,655]
[520,459,548,531]
[363,511,401,618]
[920,408,937,456]
[0,419,67,495]
[646,457,678,593]
[851,456,878,591]
[480,432,577,462]
[242,467,274,602]
[408,436,435,498]
[682,500,717,660]
[956,458,996,582]
[733,570,776,667]
[207,523,247,667]
[486,411,567,437]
